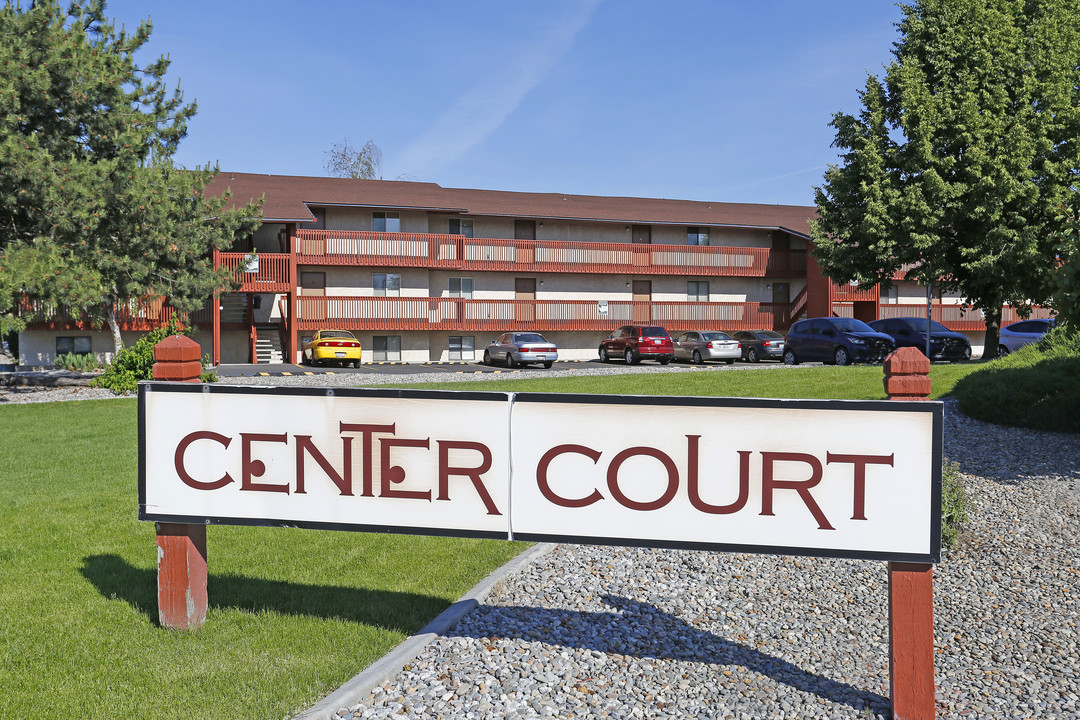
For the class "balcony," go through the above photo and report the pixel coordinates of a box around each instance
[295,296,794,333]
[877,304,1055,331]
[217,252,292,293]
[295,230,805,278]
[21,297,213,331]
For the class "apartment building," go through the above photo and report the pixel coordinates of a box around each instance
[18,172,1048,365]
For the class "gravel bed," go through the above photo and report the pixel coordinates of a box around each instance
[329,397,1078,719]
[6,365,1077,718]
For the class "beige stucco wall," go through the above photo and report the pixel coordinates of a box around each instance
[17,329,217,368]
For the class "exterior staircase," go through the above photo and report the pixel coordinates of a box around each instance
[254,324,284,364]
[220,294,248,323]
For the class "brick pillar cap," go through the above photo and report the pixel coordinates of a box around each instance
[154,335,201,363]
[883,346,931,375]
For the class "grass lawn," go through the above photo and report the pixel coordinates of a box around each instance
[0,362,982,720]
[0,398,526,720]
[391,361,979,400]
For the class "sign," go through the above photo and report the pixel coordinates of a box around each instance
[139,384,943,562]
[597,300,608,315]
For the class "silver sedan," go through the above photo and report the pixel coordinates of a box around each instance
[483,332,559,368]
[673,331,741,364]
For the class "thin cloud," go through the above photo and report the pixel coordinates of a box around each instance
[397,0,603,180]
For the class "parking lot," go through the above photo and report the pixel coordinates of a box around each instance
[213,358,787,378]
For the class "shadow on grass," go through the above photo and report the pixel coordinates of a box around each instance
[448,594,890,716]
[80,554,447,633]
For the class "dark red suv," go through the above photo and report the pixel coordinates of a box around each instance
[599,325,674,365]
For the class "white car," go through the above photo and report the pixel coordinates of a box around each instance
[998,319,1054,356]
[482,332,559,368]
[673,331,741,364]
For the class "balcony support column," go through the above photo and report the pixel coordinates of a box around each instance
[211,250,221,366]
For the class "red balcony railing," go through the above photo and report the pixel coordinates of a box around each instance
[217,252,292,292]
[877,304,1055,331]
[295,296,793,333]
[295,230,805,278]
[831,283,879,302]
[21,297,213,331]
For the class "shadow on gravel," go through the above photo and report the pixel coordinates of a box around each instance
[448,594,889,716]
[81,553,448,633]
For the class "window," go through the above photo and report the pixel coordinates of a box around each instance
[372,211,400,233]
[449,277,474,298]
[687,227,710,246]
[372,335,402,362]
[56,336,91,355]
[373,273,401,296]
[881,284,899,303]
[449,336,474,360]
[687,281,709,301]
[448,218,474,237]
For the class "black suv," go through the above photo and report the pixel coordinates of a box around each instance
[867,317,971,362]
[783,317,895,366]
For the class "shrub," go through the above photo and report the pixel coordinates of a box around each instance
[54,352,99,372]
[91,320,199,394]
[941,459,969,549]
[952,323,1079,433]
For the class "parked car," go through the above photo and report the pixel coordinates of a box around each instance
[867,317,971,362]
[731,329,785,363]
[783,317,895,366]
[998,318,1055,356]
[599,325,674,365]
[673,331,740,364]
[302,329,362,367]
[483,332,559,368]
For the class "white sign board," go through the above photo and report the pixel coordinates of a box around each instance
[139,384,942,562]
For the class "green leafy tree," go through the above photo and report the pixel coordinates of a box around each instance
[324,138,382,179]
[1051,197,1080,329]
[812,0,1080,354]
[0,0,261,352]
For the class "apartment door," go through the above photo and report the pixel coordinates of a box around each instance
[514,220,536,264]
[301,271,326,321]
[514,220,536,240]
[632,280,651,324]
[772,282,790,328]
[631,225,651,267]
[515,278,536,323]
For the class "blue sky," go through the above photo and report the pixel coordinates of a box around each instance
[105,1,905,208]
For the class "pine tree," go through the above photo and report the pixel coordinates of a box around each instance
[0,0,261,351]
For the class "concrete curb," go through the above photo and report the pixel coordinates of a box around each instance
[291,542,558,720]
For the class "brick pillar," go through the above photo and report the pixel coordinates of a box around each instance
[884,346,935,719]
[152,335,208,630]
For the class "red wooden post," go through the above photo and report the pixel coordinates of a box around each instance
[152,335,208,630]
[884,346,935,719]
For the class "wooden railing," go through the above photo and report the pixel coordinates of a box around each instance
[21,297,214,331]
[295,296,794,333]
[831,283,879,302]
[877,304,1055,331]
[295,230,806,278]
[217,252,292,292]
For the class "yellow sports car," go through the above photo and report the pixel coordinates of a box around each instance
[302,330,362,367]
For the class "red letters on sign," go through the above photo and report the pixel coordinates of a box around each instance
[172,424,501,513]
[532,436,895,528]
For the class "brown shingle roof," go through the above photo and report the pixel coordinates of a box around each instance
[205,172,817,237]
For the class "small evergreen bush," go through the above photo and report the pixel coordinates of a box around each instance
[953,323,1079,432]
[940,459,968,548]
[91,320,199,394]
